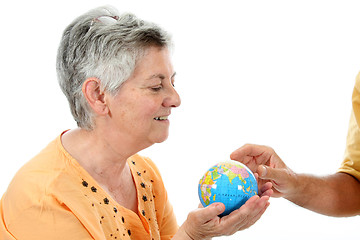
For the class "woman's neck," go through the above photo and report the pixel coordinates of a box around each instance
[61,128,139,213]
[61,128,131,185]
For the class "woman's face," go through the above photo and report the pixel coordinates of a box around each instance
[105,46,181,147]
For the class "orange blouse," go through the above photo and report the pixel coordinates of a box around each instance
[0,133,178,239]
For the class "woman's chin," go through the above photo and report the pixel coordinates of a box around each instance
[153,133,170,144]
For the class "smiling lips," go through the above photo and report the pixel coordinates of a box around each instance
[154,116,169,121]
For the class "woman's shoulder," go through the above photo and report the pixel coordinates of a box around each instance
[2,135,72,216]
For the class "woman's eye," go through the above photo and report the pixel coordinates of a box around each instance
[151,86,162,92]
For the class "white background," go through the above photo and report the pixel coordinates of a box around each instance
[0,0,359,239]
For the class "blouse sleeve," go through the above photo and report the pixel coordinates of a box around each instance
[1,194,93,240]
[159,192,179,240]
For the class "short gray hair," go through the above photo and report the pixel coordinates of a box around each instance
[56,6,172,130]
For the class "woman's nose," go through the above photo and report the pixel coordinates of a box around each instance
[163,85,181,108]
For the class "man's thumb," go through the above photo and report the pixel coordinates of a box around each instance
[258,165,282,181]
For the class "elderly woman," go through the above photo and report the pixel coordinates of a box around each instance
[0,6,272,240]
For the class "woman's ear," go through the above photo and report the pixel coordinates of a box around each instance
[82,78,109,115]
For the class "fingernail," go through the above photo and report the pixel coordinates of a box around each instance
[260,165,267,177]
[215,203,224,212]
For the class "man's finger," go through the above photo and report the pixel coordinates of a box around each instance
[230,144,273,165]
[258,165,285,181]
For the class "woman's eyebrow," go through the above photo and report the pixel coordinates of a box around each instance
[147,74,165,80]
[147,72,176,80]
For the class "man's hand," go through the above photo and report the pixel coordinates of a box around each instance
[230,144,297,198]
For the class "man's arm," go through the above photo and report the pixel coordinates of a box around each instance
[282,172,360,217]
[231,144,360,217]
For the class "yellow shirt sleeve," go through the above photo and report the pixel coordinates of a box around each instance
[338,72,360,180]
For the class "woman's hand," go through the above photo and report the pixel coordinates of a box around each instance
[230,144,297,198]
[175,195,270,240]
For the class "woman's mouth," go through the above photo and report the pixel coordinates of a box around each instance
[154,116,169,121]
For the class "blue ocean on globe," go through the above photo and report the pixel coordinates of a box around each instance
[198,160,258,216]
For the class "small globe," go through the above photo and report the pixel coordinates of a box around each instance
[198,160,258,216]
